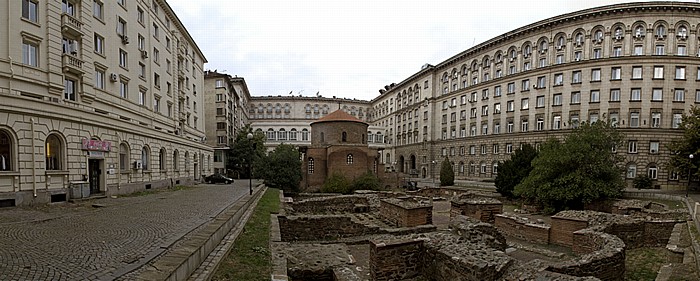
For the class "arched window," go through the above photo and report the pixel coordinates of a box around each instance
[301,128,309,141]
[656,25,666,37]
[184,151,190,172]
[159,148,166,171]
[141,146,150,170]
[362,134,365,144]
[45,134,63,170]
[320,132,324,143]
[575,33,584,45]
[459,161,464,175]
[346,154,353,165]
[678,25,688,38]
[626,163,637,178]
[557,36,565,47]
[278,128,287,141]
[341,131,347,142]
[289,128,298,141]
[173,150,179,171]
[308,157,314,174]
[119,142,129,171]
[0,130,12,171]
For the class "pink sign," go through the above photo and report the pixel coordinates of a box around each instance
[81,138,111,152]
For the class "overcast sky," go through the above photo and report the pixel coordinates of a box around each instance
[167,0,688,101]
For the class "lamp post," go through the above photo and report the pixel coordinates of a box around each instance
[431,160,437,187]
[392,161,398,189]
[247,132,254,195]
[688,154,694,197]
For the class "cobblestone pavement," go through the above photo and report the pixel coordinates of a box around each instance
[0,182,254,281]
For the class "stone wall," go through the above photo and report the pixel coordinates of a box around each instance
[494,214,550,244]
[278,215,381,241]
[369,239,423,281]
[379,198,432,227]
[287,194,374,215]
[643,220,679,247]
[450,198,502,223]
[549,230,626,281]
[550,216,589,247]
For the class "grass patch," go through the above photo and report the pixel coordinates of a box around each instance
[648,198,686,210]
[625,247,667,281]
[212,188,280,281]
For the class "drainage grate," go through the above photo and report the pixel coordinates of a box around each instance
[0,199,16,208]
[51,194,67,203]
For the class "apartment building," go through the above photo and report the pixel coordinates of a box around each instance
[0,0,211,205]
[203,70,251,174]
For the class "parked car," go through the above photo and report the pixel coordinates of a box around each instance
[204,173,234,184]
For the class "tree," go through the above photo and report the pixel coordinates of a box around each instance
[514,121,625,213]
[350,171,382,191]
[226,125,266,178]
[321,172,351,194]
[440,157,454,186]
[257,143,302,193]
[667,106,700,181]
[495,143,538,198]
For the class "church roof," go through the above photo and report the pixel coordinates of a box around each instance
[312,109,367,125]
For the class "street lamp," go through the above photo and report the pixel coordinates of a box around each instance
[392,161,398,189]
[247,132,254,195]
[688,154,694,197]
[431,160,437,187]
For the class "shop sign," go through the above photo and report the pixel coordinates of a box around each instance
[82,139,111,152]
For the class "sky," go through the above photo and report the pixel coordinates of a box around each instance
[167,0,689,101]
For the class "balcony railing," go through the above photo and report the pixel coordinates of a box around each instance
[61,14,83,37]
[62,54,84,75]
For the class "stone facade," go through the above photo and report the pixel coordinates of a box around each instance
[379,197,432,227]
[0,0,211,205]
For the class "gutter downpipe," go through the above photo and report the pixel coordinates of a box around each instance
[31,118,37,197]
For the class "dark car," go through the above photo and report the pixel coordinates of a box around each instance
[205,173,234,184]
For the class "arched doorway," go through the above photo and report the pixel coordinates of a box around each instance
[410,155,416,171]
[398,155,405,173]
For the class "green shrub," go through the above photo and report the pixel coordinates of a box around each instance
[633,174,653,190]
[350,171,382,191]
[321,172,351,194]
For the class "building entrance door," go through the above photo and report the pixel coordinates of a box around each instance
[88,159,101,194]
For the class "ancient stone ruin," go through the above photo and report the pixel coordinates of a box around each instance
[269,189,690,281]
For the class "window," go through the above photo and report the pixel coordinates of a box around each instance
[493,122,500,134]
[648,166,658,180]
[506,100,514,112]
[612,46,622,57]
[119,49,128,68]
[172,150,179,171]
[45,135,63,170]
[634,45,643,55]
[589,112,599,124]
[674,89,685,102]
[553,115,562,129]
[1,132,14,170]
[678,45,687,56]
[610,89,620,102]
[590,90,600,103]
[22,41,38,67]
[495,86,502,97]
[631,88,641,101]
[345,154,353,165]
[307,158,315,174]
[481,106,488,116]
[22,0,38,23]
[611,67,621,80]
[651,112,661,128]
[93,34,104,55]
[93,0,103,19]
[591,69,601,81]
[506,143,513,154]
[555,54,564,64]
[632,66,642,79]
[630,112,640,127]
[554,73,563,85]
[154,97,160,113]
[627,164,637,178]
[521,79,530,91]
[673,113,683,128]
[521,98,529,110]
[119,143,129,171]
[574,51,582,61]
[493,144,500,154]
[507,121,514,133]
[137,7,144,23]
[153,48,159,63]
[536,117,544,131]
[655,45,665,55]
[153,23,159,39]
[341,131,347,142]
[119,80,128,98]
[536,76,546,88]
[572,71,582,83]
[650,141,659,154]
[94,69,105,90]
[609,112,619,127]
[64,78,76,101]
[675,66,686,79]
[653,66,664,79]
[138,89,146,105]
[507,83,515,94]
[652,88,663,101]
[628,141,638,153]
[571,92,580,104]
[592,48,602,59]
[696,90,700,102]
[553,94,562,106]
[141,146,149,170]
[117,17,126,36]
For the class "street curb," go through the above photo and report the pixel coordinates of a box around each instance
[134,183,266,281]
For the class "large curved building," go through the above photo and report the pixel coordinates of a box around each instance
[367,1,699,190]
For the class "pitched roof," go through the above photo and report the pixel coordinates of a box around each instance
[312,109,366,125]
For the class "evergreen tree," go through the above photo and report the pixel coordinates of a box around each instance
[440,157,454,186]
[494,143,538,198]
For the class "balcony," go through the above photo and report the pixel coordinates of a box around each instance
[62,54,84,75]
[61,14,84,37]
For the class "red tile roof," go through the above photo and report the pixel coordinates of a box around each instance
[312,109,366,125]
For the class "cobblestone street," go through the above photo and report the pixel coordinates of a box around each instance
[0,182,254,281]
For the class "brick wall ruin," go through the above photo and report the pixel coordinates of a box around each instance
[549,230,626,281]
[550,216,589,247]
[450,196,503,223]
[494,214,550,244]
[278,215,382,241]
[370,239,423,281]
[379,197,432,227]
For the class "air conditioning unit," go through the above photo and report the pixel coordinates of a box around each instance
[141,50,148,58]
[110,73,118,82]
[121,35,129,44]
[650,149,657,153]
[134,160,142,170]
